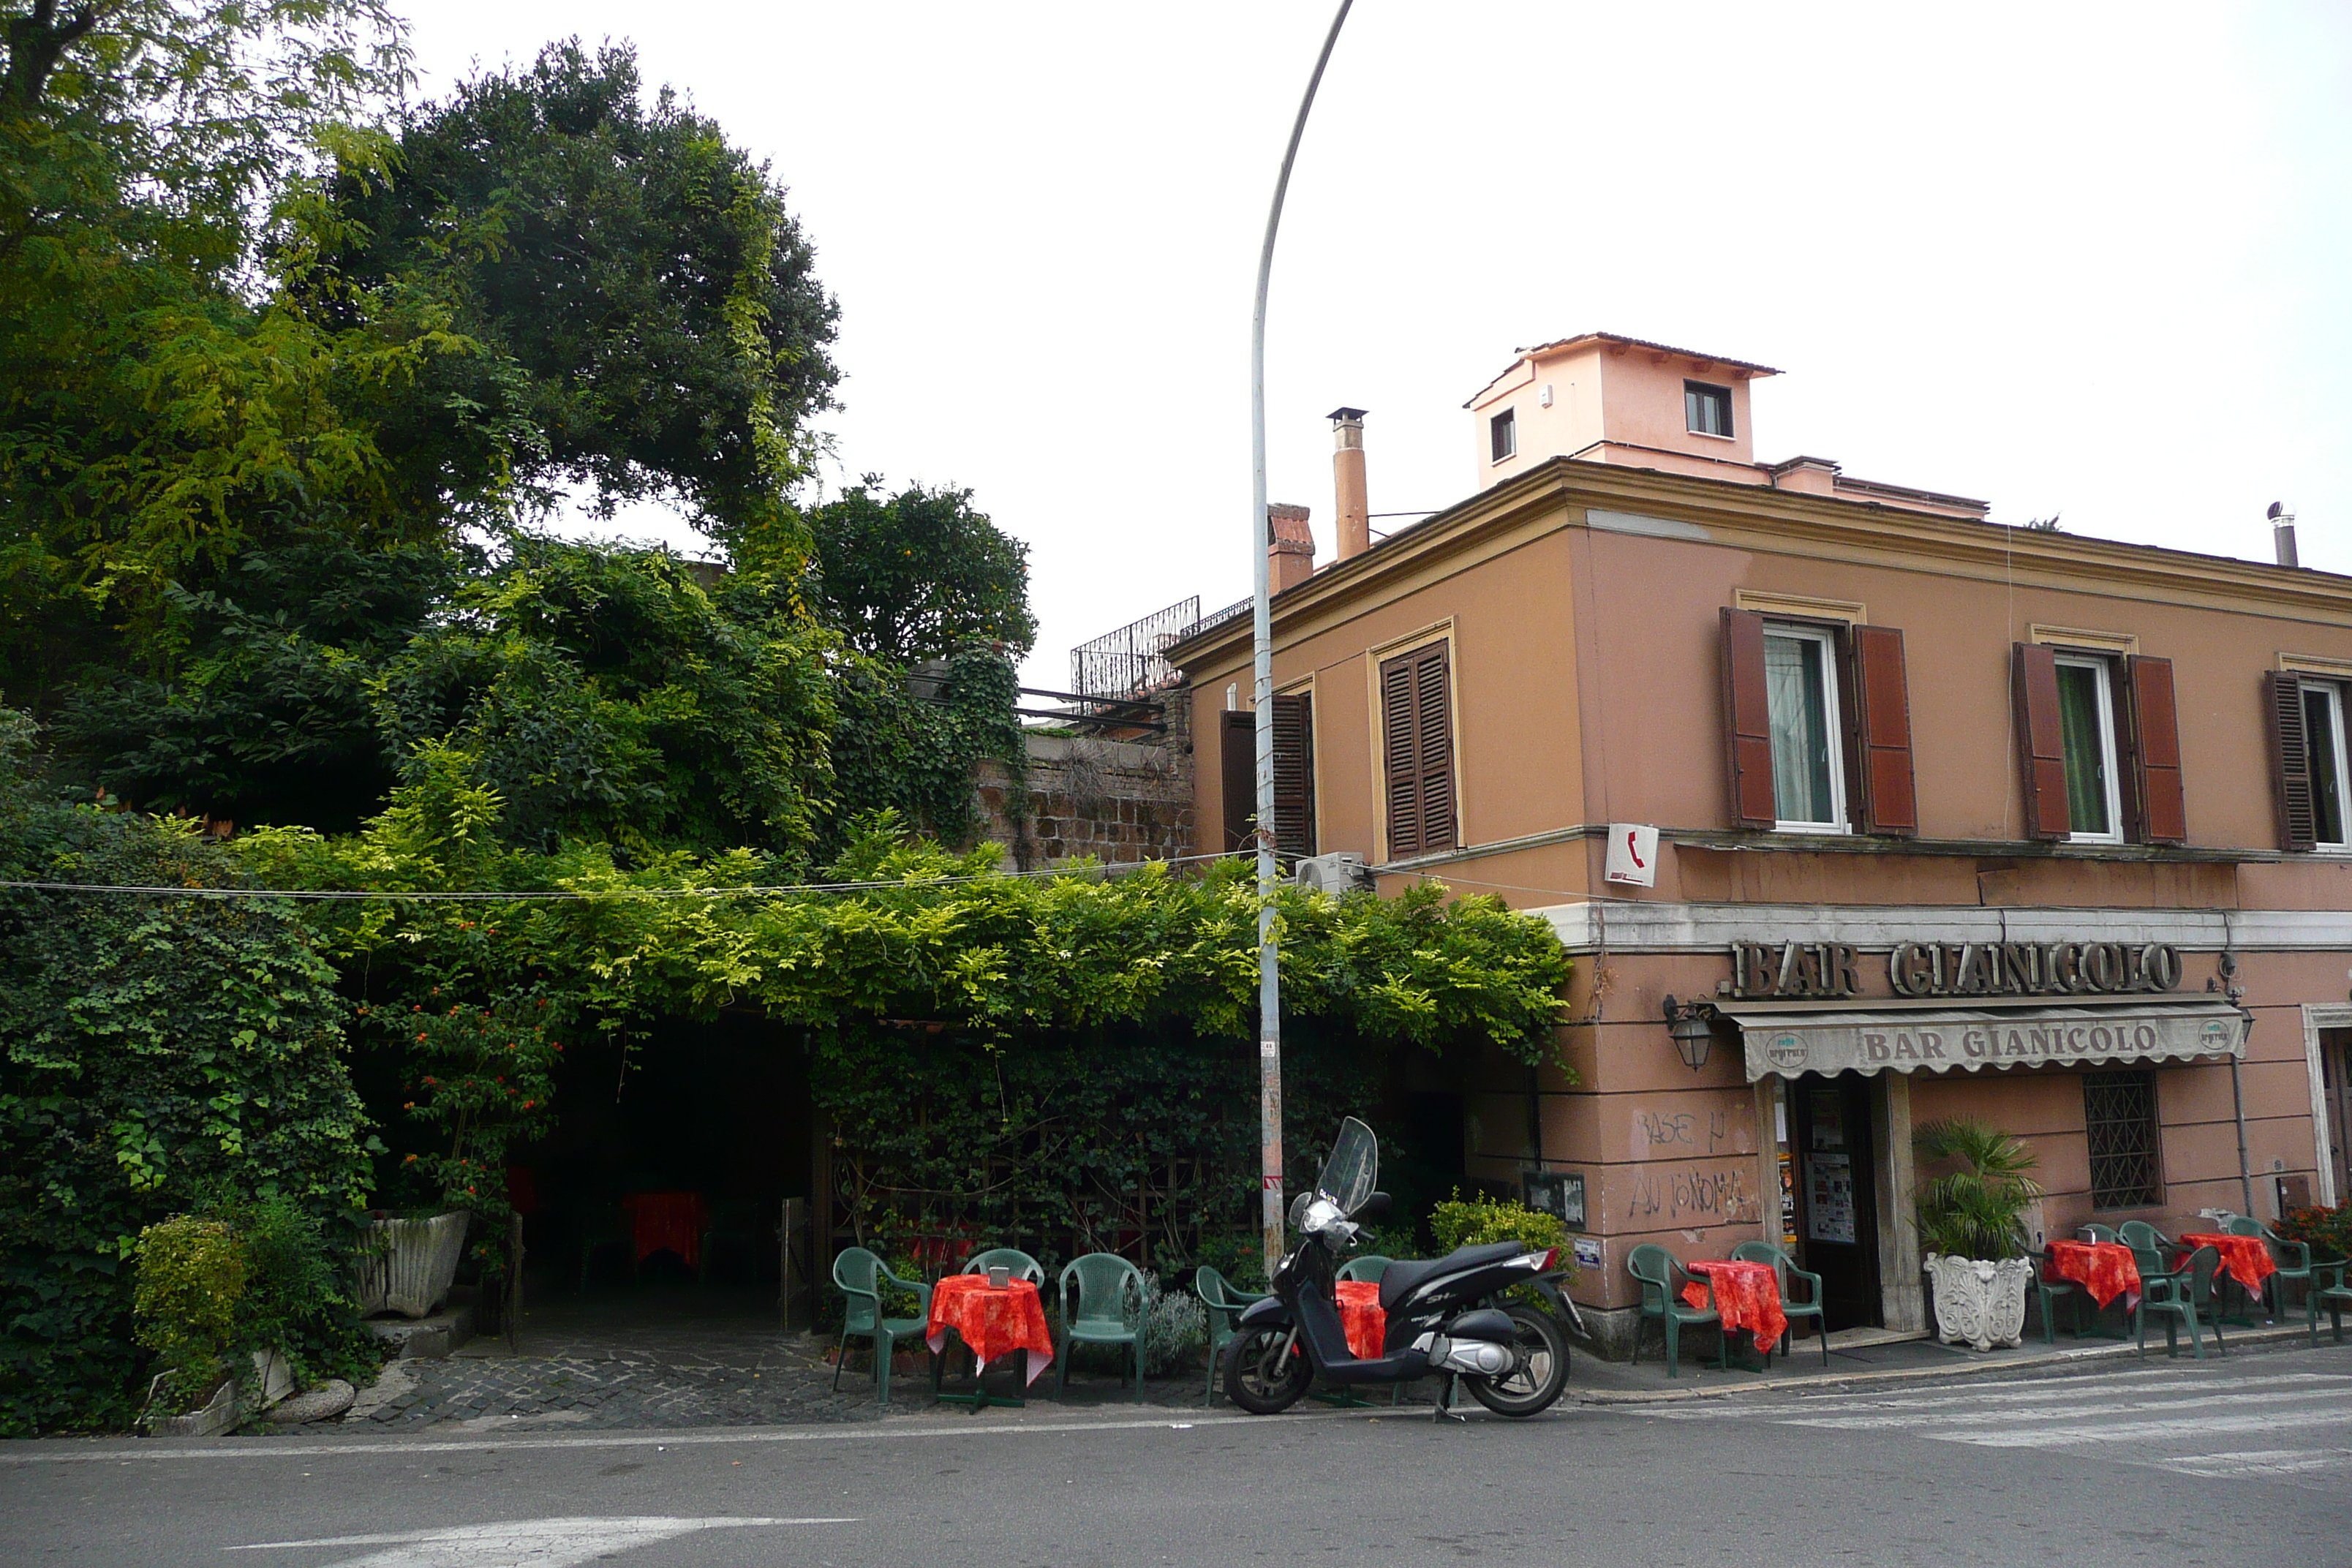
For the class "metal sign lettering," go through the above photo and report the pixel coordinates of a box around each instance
[1727,940,2182,1002]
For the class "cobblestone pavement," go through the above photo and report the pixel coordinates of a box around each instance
[321,1284,1228,1433]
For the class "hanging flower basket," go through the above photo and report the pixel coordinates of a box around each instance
[355,1212,470,1319]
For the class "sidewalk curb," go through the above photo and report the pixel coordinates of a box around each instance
[1569,1322,2326,1406]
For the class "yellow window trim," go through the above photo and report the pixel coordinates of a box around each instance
[2029,623,2139,655]
[2280,652,2352,679]
[1733,589,1866,625]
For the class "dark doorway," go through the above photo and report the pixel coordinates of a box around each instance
[2323,1029,2352,1205]
[1791,1073,1882,1331]
[515,1012,810,1303]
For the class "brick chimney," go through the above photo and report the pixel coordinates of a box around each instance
[1268,503,1315,593]
[1330,407,1369,560]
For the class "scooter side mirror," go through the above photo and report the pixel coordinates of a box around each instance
[1353,1191,1392,1223]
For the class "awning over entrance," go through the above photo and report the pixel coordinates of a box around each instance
[1721,996,2251,1082]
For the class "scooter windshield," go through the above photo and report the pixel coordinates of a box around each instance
[1315,1117,1379,1216]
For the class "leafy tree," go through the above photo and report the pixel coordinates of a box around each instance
[810,479,1036,663]
[313,40,840,564]
[370,538,840,856]
[0,711,373,1434]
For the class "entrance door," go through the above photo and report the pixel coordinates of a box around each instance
[2324,1030,2352,1204]
[1792,1074,1882,1331]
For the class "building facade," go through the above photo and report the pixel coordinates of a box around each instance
[1169,333,2352,1357]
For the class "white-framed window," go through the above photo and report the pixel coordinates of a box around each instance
[1762,622,1847,833]
[2304,680,2352,849]
[2054,653,2123,843]
[1490,407,1517,463]
[1686,380,1733,438]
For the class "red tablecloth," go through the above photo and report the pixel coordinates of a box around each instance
[622,1191,705,1270]
[1337,1279,1385,1359]
[2044,1240,2141,1308]
[1683,1260,1788,1353]
[2179,1233,2278,1297]
[926,1275,1055,1384]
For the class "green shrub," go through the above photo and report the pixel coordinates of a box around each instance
[1141,1270,1205,1376]
[132,1220,246,1411]
[0,713,376,1434]
[1430,1189,1572,1267]
[2280,1204,2352,1263]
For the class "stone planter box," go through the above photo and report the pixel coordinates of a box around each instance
[355,1212,470,1319]
[1923,1253,2033,1351]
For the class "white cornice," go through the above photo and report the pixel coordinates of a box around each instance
[1534,901,2352,957]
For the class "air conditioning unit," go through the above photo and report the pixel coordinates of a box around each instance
[1292,852,1371,894]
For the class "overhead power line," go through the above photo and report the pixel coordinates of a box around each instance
[0,850,1246,902]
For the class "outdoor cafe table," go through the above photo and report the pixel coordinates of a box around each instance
[620,1191,705,1272]
[1683,1260,1787,1360]
[2178,1232,2278,1302]
[2044,1240,2143,1310]
[926,1274,1054,1410]
[1337,1279,1385,1359]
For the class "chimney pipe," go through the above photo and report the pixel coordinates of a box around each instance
[1267,503,1315,594]
[2269,501,2299,569]
[1330,407,1369,560]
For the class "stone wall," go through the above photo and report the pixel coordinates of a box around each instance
[976,698,1196,870]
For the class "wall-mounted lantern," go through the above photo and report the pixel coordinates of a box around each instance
[1662,994,1715,1071]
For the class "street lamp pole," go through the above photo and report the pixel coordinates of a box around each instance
[1251,0,1352,1278]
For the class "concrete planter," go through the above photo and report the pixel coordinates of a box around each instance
[143,1375,236,1438]
[1923,1253,2033,1352]
[355,1212,470,1319]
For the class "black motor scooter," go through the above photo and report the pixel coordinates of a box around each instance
[1223,1117,1577,1420]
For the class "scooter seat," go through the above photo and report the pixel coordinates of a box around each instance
[1378,1242,1527,1311]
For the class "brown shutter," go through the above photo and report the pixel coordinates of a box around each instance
[1220,709,1255,854]
[1270,693,1316,859]
[2013,641,2070,840]
[2267,670,2318,851]
[1719,608,1776,829]
[1850,625,1918,837]
[2124,655,2187,845]
[1380,642,1456,857]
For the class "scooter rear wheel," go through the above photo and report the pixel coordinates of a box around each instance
[1463,1304,1569,1417]
[1224,1324,1313,1414]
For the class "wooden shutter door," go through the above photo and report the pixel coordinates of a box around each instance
[2267,671,2318,851]
[1220,709,1255,853]
[1719,608,1776,829]
[2124,655,2187,845]
[2012,642,2070,840]
[1851,625,1918,836]
[1380,643,1456,857]
[1270,693,1316,859]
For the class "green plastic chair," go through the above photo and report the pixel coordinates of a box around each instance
[2032,1243,2085,1345]
[1336,1254,1391,1283]
[1731,1240,1828,1365]
[1194,1266,1268,1406]
[2117,1220,2171,1256]
[2308,1258,2352,1346]
[1627,1243,1726,1379]
[2136,1243,2225,1360]
[831,1246,932,1403]
[2223,1215,2309,1318]
[960,1248,1044,1285]
[1055,1252,1146,1402]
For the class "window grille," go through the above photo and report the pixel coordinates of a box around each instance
[2084,1070,2162,1209]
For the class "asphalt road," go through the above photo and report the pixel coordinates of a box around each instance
[7,1339,2352,1567]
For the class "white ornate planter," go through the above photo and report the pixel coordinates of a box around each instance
[1923,1253,2033,1351]
[355,1212,470,1319]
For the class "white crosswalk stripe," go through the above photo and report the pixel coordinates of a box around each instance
[1624,1361,2352,1490]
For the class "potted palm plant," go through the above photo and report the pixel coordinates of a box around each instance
[1915,1119,2043,1351]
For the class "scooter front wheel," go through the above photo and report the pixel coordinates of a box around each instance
[1224,1324,1312,1414]
[1463,1304,1569,1417]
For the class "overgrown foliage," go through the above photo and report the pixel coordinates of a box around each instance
[1913,1118,2043,1262]
[129,1217,244,1412]
[378,992,563,1222]
[2279,1204,2352,1265]
[0,714,372,1434]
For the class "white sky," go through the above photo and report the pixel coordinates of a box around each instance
[391,1,2352,690]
